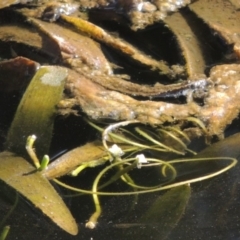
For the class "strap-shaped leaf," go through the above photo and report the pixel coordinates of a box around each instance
[6,66,67,159]
[2,65,78,235]
[0,151,78,235]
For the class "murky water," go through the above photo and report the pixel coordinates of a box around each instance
[1,1,240,240]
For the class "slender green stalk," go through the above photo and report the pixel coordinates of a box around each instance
[85,119,104,133]
[54,157,237,196]
[71,164,88,176]
[38,155,50,171]
[163,126,191,143]
[25,135,41,169]
[85,195,101,229]
[102,120,146,152]
[157,128,196,155]
[100,158,138,195]
[0,193,18,229]
[186,117,208,134]
[135,127,185,155]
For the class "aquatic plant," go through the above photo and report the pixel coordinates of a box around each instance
[0,0,240,237]
[38,118,237,229]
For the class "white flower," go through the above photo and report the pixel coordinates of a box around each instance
[108,144,124,157]
[136,154,148,169]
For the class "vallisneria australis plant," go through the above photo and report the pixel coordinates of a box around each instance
[26,118,237,230]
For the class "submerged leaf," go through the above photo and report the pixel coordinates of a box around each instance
[0,151,78,235]
[5,66,67,159]
[196,132,240,159]
[0,65,79,235]
[43,140,108,179]
[140,185,191,224]
[124,185,191,239]
[141,185,190,239]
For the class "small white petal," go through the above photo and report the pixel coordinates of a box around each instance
[108,144,124,157]
[136,154,148,169]
[137,2,144,11]
[136,154,148,163]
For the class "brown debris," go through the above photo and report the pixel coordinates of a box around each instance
[61,64,240,138]
[60,14,172,76]
[200,64,240,136]
[0,57,39,92]
[27,17,113,74]
[0,0,33,9]
[164,11,206,78]
[189,0,240,58]
[2,1,240,140]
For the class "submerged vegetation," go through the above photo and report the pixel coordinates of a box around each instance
[24,118,238,230]
[49,119,237,229]
[0,0,240,238]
